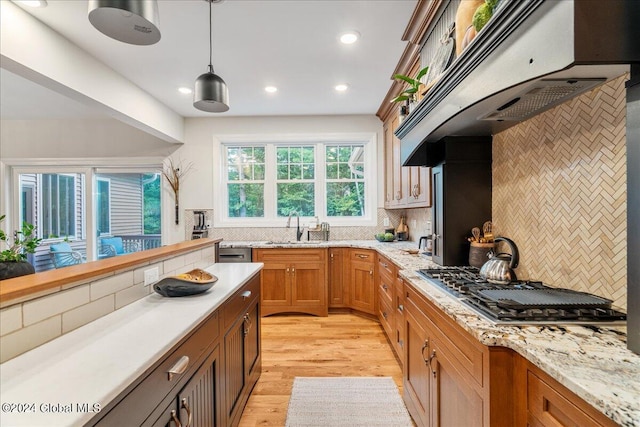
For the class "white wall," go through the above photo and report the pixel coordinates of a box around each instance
[0,119,180,159]
[164,115,385,243]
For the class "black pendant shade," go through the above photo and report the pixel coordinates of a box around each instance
[194,0,229,112]
[88,0,161,45]
[194,66,230,112]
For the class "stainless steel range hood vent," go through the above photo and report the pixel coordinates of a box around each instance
[480,79,605,122]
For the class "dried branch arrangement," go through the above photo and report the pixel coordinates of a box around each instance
[162,158,194,224]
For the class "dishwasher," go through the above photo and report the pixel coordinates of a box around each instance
[217,247,252,263]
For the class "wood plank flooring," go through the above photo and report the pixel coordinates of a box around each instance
[238,313,404,427]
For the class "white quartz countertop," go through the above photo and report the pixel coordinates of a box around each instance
[0,262,263,427]
[223,240,640,426]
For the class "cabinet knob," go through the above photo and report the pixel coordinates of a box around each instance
[382,311,388,319]
[369,270,373,276]
[241,290,252,299]
[167,355,190,381]
[382,284,389,291]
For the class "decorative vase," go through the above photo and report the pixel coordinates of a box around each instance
[0,261,35,280]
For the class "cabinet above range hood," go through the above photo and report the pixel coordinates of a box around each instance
[398,0,640,166]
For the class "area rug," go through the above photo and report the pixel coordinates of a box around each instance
[285,376,413,426]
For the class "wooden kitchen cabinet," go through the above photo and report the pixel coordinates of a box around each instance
[253,248,327,317]
[349,249,376,315]
[513,355,619,427]
[328,247,348,307]
[91,273,262,427]
[223,288,261,427]
[377,253,398,357]
[151,345,221,427]
[383,103,431,209]
[403,281,514,427]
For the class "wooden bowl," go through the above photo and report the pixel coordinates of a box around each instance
[153,268,218,297]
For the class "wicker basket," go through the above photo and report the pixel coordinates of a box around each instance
[469,242,495,268]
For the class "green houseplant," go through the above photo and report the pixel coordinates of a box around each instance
[390,66,429,105]
[0,214,42,280]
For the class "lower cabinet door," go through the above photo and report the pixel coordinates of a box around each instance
[150,346,221,427]
[178,345,221,427]
[430,340,483,427]
[224,316,247,425]
[404,308,432,427]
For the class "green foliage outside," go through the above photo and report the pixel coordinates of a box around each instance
[143,174,161,234]
[229,184,265,217]
[0,215,42,262]
[277,183,315,217]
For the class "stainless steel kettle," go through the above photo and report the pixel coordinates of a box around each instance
[479,237,519,284]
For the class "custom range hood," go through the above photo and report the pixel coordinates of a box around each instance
[398,0,640,166]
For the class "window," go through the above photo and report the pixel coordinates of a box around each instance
[217,133,376,226]
[227,146,265,218]
[12,165,162,273]
[276,146,315,217]
[96,178,111,236]
[41,173,78,239]
[325,145,365,217]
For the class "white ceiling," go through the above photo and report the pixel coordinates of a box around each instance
[2,0,417,119]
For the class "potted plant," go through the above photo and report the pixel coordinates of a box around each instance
[0,214,42,280]
[390,66,429,112]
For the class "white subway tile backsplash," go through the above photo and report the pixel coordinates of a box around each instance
[0,305,22,336]
[62,296,115,334]
[115,284,148,310]
[185,250,202,265]
[23,286,90,326]
[91,272,134,301]
[163,255,186,273]
[0,316,61,363]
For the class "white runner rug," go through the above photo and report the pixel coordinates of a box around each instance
[285,376,414,427]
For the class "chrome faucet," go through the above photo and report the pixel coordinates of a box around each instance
[286,211,304,241]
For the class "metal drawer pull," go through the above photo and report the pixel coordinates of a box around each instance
[167,356,190,381]
[241,290,252,299]
[382,284,389,291]
[421,340,429,364]
[181,398,193,427]
[398,304,404,312]
[428,350,437,377]
[243,312,252,337]
[170,409,182,427]
[357,254,369,259]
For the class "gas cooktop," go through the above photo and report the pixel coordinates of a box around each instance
[417,267,627,325]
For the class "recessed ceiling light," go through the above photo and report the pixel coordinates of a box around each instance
[264,86,278,93]
[335,84,349,92]
[178,87,193,95]
[339,31,360,44]
[17,0,47,7]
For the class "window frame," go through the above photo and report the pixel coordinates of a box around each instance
[96,176,112,236]
[213,132,377,228]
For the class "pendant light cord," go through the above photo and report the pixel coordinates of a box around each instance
[208,0,213,73]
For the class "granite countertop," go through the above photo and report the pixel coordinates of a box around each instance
[222,240,640,426]
[0,263,263,426]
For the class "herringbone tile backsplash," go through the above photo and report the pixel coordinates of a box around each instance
[493,74,628,309]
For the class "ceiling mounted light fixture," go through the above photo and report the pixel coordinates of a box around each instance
[193,0,229,113]
[88,0,161,45]
[340,31,360,44]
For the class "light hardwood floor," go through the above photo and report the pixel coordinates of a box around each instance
[238,313,404,427]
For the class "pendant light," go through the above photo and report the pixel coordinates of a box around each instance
[193,0,229,113]
[88,0,161,46]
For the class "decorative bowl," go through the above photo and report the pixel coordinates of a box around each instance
[153,268,218,297]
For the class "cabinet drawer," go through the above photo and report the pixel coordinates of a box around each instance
[377,254,396,278]
[527,370,616,427]
[350,249,375,263]
[94,312,220,426]
[223,275,260,330]
[378,295,394,340]
[254,248,326,262]
[378,274,393,307]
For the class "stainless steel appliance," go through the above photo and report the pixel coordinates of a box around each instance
[218,247,252,263]
[192,211,208,239]
[417,267,626,325]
